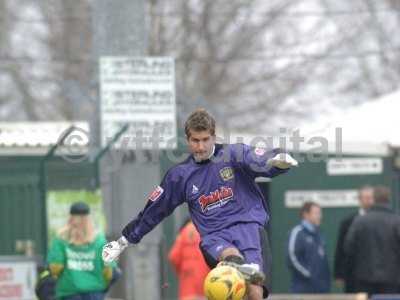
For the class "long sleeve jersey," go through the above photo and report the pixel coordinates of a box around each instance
[122,143,290,243]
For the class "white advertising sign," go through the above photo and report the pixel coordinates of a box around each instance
[100,57,177,149]
[285,190,359,208]
[0,261,36,300]
[327,158,383,175]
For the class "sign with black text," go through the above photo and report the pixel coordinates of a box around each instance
[100,57,177,149]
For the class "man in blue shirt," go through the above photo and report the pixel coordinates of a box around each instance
[102,108,298,300]
[287,201,331,293]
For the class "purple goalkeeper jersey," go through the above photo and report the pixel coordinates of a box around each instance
[122,143,290,243]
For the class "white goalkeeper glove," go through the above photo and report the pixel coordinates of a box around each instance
[267,153,298,169]
[102,236,129,264]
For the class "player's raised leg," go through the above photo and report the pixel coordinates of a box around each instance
[219,247,265,300]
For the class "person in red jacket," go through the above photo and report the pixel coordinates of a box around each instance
[168,219,210,300]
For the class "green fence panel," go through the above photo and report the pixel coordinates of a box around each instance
[0,156,97,257]
[0,175,42,256]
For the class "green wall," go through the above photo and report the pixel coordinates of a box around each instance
[268,153,396,293]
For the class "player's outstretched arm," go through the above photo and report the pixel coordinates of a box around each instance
[266,153,298,169]
[102,169,185,264]
[234,144,298,178]
[102,236,129,264]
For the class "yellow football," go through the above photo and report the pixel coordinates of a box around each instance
[204,265,246,300]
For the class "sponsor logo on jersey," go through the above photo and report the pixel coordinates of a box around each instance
[148,186,164,202]
[198,186,233,212]
[219,167,234,181]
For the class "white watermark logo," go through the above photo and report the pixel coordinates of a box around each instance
[59,126,343,168]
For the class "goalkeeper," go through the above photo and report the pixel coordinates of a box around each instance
[102,108,298,300]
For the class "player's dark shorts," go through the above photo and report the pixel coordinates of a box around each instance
[199,222,271,298]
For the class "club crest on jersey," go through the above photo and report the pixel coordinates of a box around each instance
[198,186,233,212]
[148,186,164,202]
[219,167,234,181]
[254,147,266,156]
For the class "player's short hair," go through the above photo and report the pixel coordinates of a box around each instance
[300,201,319,217]
[184,108,216,138]
[373,185,390,204]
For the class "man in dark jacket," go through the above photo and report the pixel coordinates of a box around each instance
[334,185,374,292]
[344,186,400,295]
[287,201,330,293]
